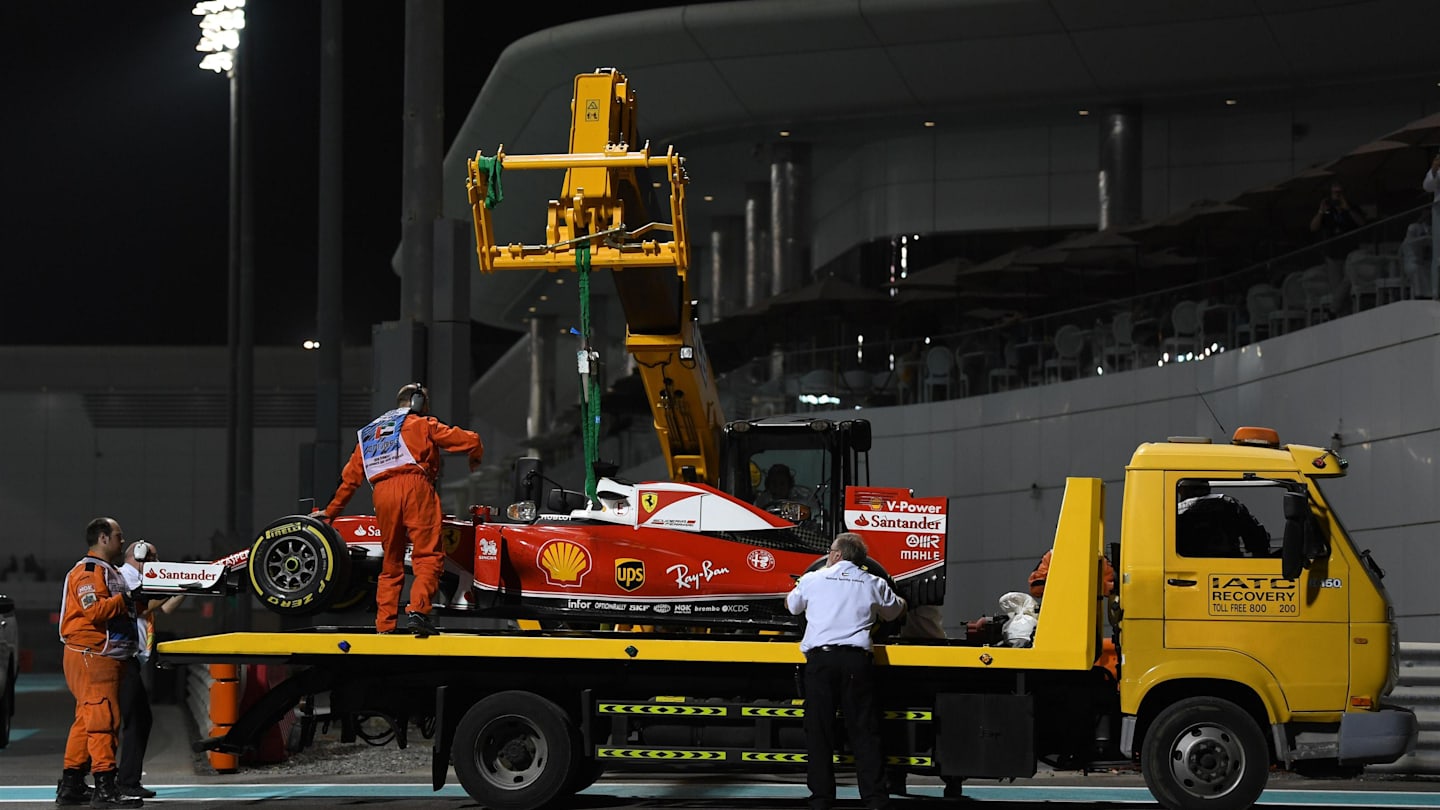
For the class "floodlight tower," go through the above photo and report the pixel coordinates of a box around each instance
[194,0,253,580]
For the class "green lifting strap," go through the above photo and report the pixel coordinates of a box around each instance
[577,240,601,503]
[475,156,505,209]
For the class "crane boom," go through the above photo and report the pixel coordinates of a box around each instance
[465,69,723,483]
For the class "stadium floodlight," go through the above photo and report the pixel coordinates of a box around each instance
[194,0,246,74]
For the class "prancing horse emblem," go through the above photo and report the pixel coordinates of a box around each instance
[641,492,658,513]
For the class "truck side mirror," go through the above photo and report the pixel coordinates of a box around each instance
[1281,519,1304,580]
[1281,491,1325,580]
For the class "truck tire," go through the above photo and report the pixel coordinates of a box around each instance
[248,516,352,617]
[1141,697,1269,810]
[452,690,576,810]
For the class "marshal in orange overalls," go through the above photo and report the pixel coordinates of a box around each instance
[325,404,483,633]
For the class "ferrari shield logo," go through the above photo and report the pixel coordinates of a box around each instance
[641,492,659,514]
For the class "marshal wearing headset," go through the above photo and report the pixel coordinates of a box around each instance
[318,383,485,637]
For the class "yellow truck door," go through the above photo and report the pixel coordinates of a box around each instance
[1162,474,1349,712]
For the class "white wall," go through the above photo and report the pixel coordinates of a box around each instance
[852,300,1440,641]
[0,394,329,568]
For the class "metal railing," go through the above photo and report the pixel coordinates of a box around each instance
[712,202,1434,419]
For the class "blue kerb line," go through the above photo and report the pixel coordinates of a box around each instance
[2,782,1440,805]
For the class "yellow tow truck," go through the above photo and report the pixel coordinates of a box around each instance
[155,71,1414,810]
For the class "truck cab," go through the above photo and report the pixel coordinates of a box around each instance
[1113,428,1411,805]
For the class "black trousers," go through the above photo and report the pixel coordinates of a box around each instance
[802,646,887,810]
[116,656,152,787]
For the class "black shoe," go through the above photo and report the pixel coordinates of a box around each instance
[55,768,91,806]
[116,784,156,800]
[406,611,438,637]
[89,771,141,808]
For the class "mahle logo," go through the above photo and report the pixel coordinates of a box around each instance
[616,558,646,592]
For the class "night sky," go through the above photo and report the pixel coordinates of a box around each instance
[4,0,673,353]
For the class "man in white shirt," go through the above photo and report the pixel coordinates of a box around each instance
[786,532,906,810]
[116,542,184,800]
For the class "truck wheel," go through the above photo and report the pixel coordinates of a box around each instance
[1141,697,1268,810]
[452,690,576,810]
[248,516,352,617]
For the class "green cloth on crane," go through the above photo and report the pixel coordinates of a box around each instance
[475,156,504,209]
[577,240,601,503]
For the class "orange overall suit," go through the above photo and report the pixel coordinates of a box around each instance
[59,556,138,772]
[325,410,483,633]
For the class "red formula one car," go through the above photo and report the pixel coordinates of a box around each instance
[141,476,947,631]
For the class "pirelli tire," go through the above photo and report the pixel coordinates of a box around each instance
[1140,696,1270,810]
[453,690,577,810]
[248,515,352,617]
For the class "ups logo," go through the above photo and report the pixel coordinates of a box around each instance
[615,558,646,592]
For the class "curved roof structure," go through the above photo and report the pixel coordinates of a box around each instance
[441,0,1439,330]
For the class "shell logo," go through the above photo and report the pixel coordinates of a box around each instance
[537,539,592,587]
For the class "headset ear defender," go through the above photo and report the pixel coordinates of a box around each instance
[133,541,150,561]
[408,382,428,414]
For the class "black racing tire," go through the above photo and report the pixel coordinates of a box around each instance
[248,515,352,617]
[1141,696,1269,810]
[452,690,577,810]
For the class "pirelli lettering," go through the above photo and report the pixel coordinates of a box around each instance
[597,703,727,716]
[597,748,725,760]
[1208,574,1301,617]
[741,707,804,718]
